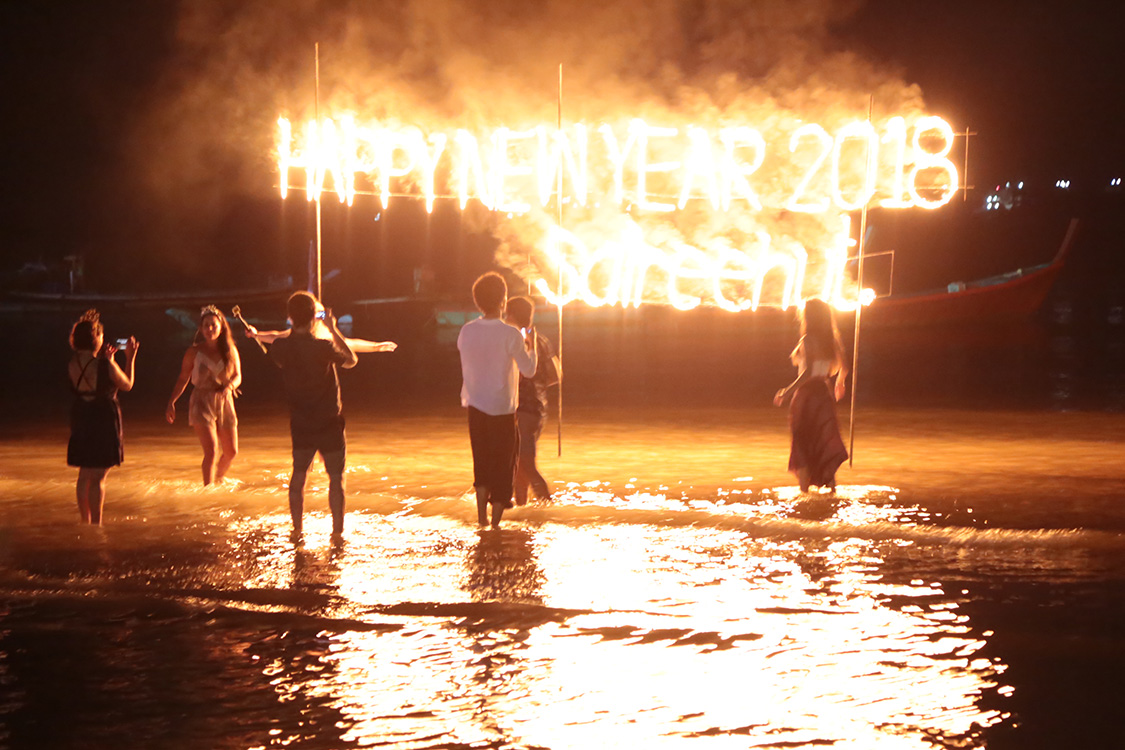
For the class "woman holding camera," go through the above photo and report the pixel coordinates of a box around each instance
[67,309,138,524]
[166,305,241,485]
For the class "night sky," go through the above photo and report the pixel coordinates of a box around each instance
[1,0,1121,296]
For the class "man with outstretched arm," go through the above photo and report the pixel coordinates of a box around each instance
[262,291,357,538]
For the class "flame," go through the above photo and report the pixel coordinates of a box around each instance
[276,114,960,311]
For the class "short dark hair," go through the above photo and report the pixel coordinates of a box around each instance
[505,295,534,328]
[472,272,507,315]
[287,291,318,327]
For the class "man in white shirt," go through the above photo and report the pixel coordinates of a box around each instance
[457,272,538,528]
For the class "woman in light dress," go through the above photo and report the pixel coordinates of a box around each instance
[166,306,241,485]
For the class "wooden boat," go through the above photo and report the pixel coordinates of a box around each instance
[862,218,1079,327]
[0,285,291,313]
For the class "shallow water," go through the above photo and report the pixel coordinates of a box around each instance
[1,403,1122,749]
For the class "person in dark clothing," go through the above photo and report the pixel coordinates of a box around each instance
[252,292,357,537]
[66,309,137,524]
[773,298,849,493]
[505,296,558,506]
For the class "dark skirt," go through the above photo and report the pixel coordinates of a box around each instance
[468,407,519,506]
[788,378,847,487]
[67,397,123,469]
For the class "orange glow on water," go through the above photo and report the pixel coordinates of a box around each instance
[6,407,1125,746]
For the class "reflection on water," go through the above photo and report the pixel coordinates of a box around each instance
[0,407,1123,748]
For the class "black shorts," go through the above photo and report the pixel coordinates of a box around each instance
[291,414,346,454]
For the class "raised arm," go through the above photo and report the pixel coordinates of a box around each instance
[513,325,538,378]
[109,337,138,393]
[166,347,196,423]
[325,310,358,369]
[245,327,289,345]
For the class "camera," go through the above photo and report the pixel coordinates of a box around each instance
[114,338,130,348]
[315,310,326,320]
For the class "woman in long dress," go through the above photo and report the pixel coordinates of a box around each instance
[774,298,849,493]
[67,309,138,523]
[166,306,241,485]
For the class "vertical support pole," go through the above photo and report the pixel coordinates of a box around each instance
[962,126,971,202]
[556,63,564,457]
[313,43,323,300]
[847,96,874,466]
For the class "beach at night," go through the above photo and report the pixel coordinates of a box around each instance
[2,1,1124,748]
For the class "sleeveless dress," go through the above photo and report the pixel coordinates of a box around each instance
[787,338,848,486]
[188,349,237,429]
[67,355,123,468]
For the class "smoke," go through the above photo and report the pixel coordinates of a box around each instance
[126,0,930,300]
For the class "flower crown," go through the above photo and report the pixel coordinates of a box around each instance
[200,304,222,320]
[79,308,100,325]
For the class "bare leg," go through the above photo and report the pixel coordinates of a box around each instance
[524,456,550,501]
[490,501,505,529]
[288,470,307,534]
[475,485,490,526]
[514,462,530,506]
[517,412,549,502]
[75,469,93,523]
[289,449,316,535]
[79,467,109,525]
[322,449,346,537]
[215,425,238,483]
[193,423,218,486]
[797,468,811,494]
[89,469,107,525]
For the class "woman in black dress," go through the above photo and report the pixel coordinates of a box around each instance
[67,310,138,524]
[773,298,848,493]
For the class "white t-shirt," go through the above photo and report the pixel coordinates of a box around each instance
[457,317,538,415]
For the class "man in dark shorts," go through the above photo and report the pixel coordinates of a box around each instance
[268,291,357,537]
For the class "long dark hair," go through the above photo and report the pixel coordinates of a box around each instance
[799,298,844,374]
[194,306,237,379]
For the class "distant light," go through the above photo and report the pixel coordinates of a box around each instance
[1005,182,1010,188]
[373,212,381,222]
[1018,181,1024,189]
